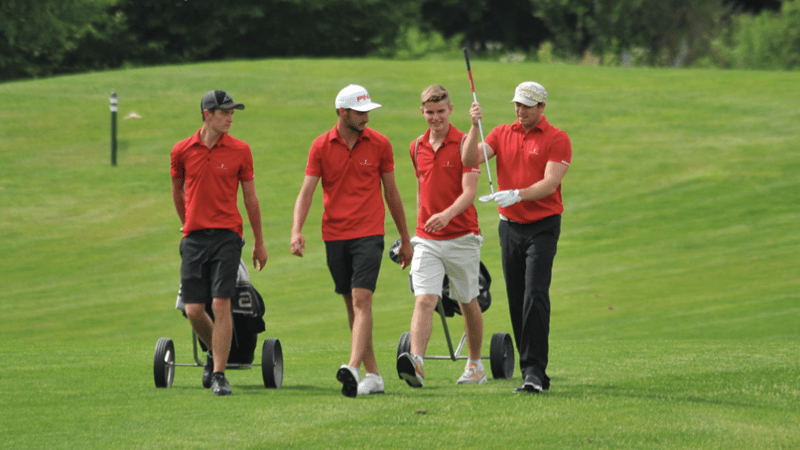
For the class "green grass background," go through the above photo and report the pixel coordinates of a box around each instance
[1,58,798,449]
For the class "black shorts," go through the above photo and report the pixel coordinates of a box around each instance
[325,235,384,295]
[179,229,243,304]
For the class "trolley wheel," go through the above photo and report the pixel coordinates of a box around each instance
[396,331,411,360]
[489,332,515,380]
[261,338,283,389]
[153,337,175,388]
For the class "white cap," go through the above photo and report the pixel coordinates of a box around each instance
[511,81,547,106]
[335,84,382,112]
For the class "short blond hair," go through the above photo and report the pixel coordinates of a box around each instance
[421,85,450,105]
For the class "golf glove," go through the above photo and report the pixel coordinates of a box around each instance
[492,189,522,208]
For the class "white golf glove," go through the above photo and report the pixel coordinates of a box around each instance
[492,189,522,208]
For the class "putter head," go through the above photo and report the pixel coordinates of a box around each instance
[479,194,494,203]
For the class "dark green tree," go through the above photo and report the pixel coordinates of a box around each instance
[0,0,107,79]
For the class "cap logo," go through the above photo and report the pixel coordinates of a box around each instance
[357,94,370,102]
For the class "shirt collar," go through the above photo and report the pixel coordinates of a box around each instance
[512,115,549,134]
[188,129,233,148]
[421,124,460,147]
[328,124,373,144]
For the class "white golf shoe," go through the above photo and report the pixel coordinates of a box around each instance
[357,373,385,395]
[456,361,487,384]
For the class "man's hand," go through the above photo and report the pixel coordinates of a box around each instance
[424,211,452,234]
[491,189,522,208]
[290,232,305,257]
[253,244,268,271]
[396,240,413,270]
[469,102,482,126]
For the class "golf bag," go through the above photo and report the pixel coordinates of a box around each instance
[175,259,266,364]
[389,238,492,317]
[439,261,492,317]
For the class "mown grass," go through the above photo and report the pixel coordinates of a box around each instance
[0,58,798,449]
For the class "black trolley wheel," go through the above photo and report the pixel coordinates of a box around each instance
[261,338,283,389]
[396,331,411,359]
[489,332,515,379]
[153,337,175,388]
[396,332,411,378]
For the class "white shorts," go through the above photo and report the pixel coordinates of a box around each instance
[410,233,484,303]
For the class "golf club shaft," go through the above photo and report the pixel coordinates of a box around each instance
[463,48,495,195]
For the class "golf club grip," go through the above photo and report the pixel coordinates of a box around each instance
[463,48,477,92]
[464,47,494,194]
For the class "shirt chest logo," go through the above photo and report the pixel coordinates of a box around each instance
[359,159,373,166]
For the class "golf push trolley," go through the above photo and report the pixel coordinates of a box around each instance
[153,259,284,389]
[389,239,515,380]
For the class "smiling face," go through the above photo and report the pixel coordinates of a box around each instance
[421,99,453,134]
[515,101,545,131]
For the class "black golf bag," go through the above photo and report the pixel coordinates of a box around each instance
[175,260,266,364]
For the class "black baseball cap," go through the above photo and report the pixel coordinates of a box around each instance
[201,90,245,112]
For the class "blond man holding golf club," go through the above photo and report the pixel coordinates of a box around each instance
[291,84,413,398]
[396,85,486,388]
[462,81,572,394]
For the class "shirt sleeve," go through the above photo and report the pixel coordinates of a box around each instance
[549,131,572,167]
[170,145,184,179]
[305,138,323,177]
[484,125,503,157]
[239,145,255,181]
[380,140,395,174]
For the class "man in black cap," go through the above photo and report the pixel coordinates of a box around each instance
[171,90,268,396]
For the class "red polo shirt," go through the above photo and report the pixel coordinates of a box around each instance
[484,115,571,223]
[170,130,254,238]
[305,125,394,241]
[411,125,480,240]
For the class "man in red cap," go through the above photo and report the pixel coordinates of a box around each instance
[171,90,268,396]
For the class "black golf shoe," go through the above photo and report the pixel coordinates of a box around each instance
[513,374,544,394]
[211,372,231,396]
[202,352,213,389]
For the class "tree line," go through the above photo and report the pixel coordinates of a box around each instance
[1,0,797,81]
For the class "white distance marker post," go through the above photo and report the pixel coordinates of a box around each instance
[110,90,118,166]
[463,47,495,203]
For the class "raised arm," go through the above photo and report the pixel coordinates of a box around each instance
[461,102,495,167]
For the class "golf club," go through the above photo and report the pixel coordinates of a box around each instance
[463,47,495,203]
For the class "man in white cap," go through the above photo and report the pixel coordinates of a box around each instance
[462,81,572,394]
[291,84,413,398]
